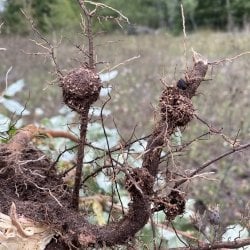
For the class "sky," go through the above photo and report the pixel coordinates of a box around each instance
[0,0,5,12]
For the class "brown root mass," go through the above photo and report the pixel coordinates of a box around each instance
[60,66,101,113]
[160,87,194,127]
[152,191,185,220]
[0,59,208,248]
[125,168,154,195]
[0,145,90,246]
[0,142,154,248]
[142,60,208,177]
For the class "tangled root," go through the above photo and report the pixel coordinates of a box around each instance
[160,87,194,127]
[164,190,185,220]
[152,191,185,221]
[125,168,154,196]
[60,66,101,114]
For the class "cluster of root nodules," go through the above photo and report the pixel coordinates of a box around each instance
[152,191,185,221]
[0,144,88,243]
[60,66,101,113]
[160,86,194,127]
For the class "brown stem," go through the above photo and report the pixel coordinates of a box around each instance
[87,16,94,68]
[143,60,208,178]
[169,238,250,250]
[142,126,170,177]
[80,179,152,246]
[78,60,209,246]
[72,107,89,209]
[78,0,94,68]
[174,142,250,188]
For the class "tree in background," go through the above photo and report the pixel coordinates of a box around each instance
[1,0,250,35]
[1,0,79,34]
[231,0,250,28]
[1,0,31,34]
[194,0,228,30]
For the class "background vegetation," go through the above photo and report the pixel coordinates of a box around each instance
[1,0,250,34]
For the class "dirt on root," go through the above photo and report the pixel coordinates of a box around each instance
[0,143,92,248]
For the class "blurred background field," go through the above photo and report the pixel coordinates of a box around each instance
[1,29,249,223]
[0,0,250,238]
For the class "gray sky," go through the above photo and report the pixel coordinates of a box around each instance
[0,0,6,12]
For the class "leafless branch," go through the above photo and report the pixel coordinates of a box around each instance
[208,51,250,65]
[77,0,95,68]
[169,238,250,250]
[84,1,129,24]
[175,142,250,188]
[20,9,63,77]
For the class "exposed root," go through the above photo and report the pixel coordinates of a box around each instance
[0,58,208,248]
[160,87,194,127]
[60,66,101,113]
[142,59,208,178]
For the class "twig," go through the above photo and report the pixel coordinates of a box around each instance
[158,223,201,243]
[82,165,112,184]
[168,238,250,250]
[171,221,189,247]
[181,4,187,39]
[174,143,250,188]
[51,145,78,172]
[108,134,150,154]
[30,182,63,207]
[99,94,125,220]
[0,22,4,50]
[159,131,210,163]
[208,51,250,65]
[18,155,46,165]
[195,115,239,146]
[99,55,141,74]
[72,109,89,209]
[21,9,63,77]
[78,0,95,68]
[84,1,129,24]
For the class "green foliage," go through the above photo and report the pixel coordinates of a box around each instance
[1,0,250,35]
[91,0,250,34]
[92,0,170,32]
[1,0,80,34]
[194,0,228,29]
[47,0,80,32]
[194,0,250,30]
[1,0,31,34]
[231,0,250,27]
[30,1,53,33]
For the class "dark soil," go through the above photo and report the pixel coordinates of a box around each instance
[0,144,90,249]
